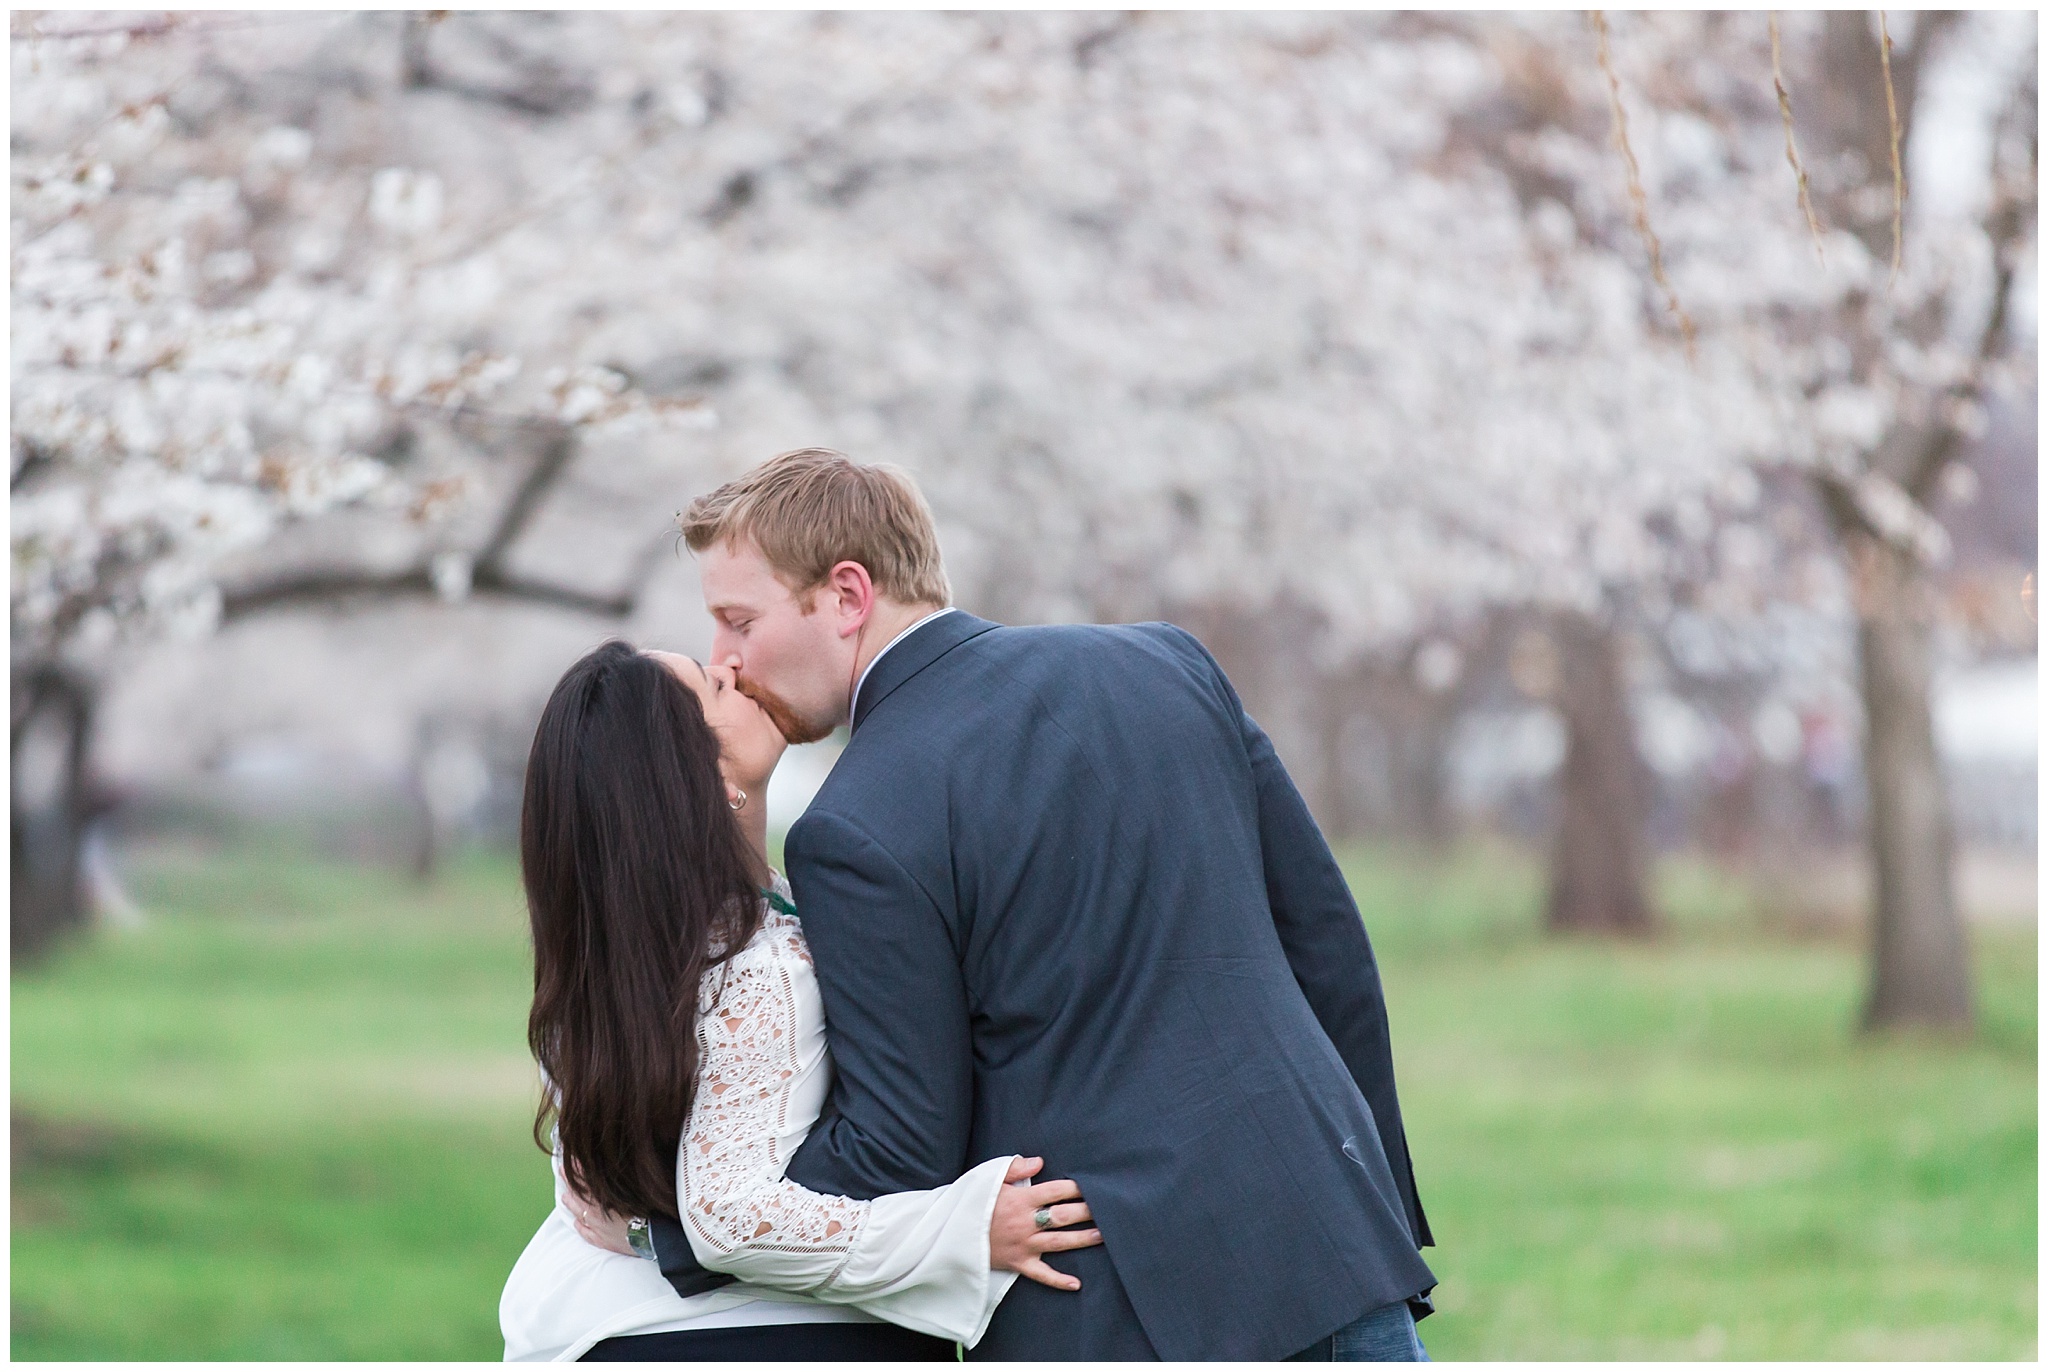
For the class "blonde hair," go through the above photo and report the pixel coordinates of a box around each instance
[679,448,950,607]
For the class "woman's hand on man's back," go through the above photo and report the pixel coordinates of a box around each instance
[563,1160,638,1257]
[989,1156,1101,1291]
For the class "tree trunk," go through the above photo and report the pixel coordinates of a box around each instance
[1312,690,1358,840]
[1545,613,1656,935]
[1416,715,1456,849]
[1389,709,1457,850]
[1311,664,1459,848]
[1852,538,1972,1029]
[11,664,96,961]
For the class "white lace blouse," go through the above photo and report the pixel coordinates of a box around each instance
[499,889,1018,1361]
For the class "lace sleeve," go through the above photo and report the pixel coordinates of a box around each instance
[680,933,869,1283]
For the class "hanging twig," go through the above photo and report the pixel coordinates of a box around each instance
[1590,11,1696,356]
[1878,10,1904,287]
[1769,13,1827,262]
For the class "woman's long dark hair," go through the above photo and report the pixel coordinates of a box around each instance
[522,639,764,1222]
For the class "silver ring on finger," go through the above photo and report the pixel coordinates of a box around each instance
[1033,1206,1054,1230]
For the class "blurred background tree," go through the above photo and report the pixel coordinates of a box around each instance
[12,10,713,953]
[16,10,2031,1015]
[10,11,2035,1359]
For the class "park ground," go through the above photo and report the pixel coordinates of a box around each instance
[10,836,2037,1360]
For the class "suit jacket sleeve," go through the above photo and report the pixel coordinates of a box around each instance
[648,1214,735,1299]
[1164,625,1433,1249]
[780,808,976,1199]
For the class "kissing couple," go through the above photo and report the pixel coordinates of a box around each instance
[499,449,1436,1361]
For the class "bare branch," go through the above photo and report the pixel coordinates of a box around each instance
[218,426,673,625]
[473,564,636,617]
[219,567,436,622]
[1968,85,2037,375]
[1896,425,1965,509]
[1895,103,2035,505]
[1074,13,1140,69]
[12,440,57,493]
[470,422,577,575]
[1769,13,1828,262]
[400,12,595,119]
[1878,11,1904,287]
[1811,467,1949,567]
[1589,11,1696,356]
[218,560,641,625]
[10,13,327,44]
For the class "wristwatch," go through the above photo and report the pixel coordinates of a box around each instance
[627,1216,656,1262]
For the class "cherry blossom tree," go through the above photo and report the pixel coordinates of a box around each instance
[1478,10,2036,1021]
[10,11,712,953]
[642,12,1790,937]
[14,12,2032,1032]
[1775,12,2034,1028]
[635,10,2032,1014]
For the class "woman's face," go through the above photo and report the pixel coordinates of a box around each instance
[647,650,788,794]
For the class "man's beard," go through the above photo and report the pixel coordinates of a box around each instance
[736,675,835,745]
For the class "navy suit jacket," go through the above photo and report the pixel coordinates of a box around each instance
[655,613,1433,1359]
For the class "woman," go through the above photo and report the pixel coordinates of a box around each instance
[499,641,1099,1361]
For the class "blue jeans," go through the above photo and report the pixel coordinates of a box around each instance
[1288,1300,1431,1362]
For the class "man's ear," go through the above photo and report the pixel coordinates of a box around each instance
[825,560,877,640]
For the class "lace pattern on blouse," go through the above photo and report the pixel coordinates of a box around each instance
[681,903,869,1278]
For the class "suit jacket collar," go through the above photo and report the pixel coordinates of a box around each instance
[851,611,1000,733]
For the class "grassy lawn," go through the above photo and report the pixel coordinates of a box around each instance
[11,837,2036,1360]
[1357,846,2036,1360]
[12,844,548,1361]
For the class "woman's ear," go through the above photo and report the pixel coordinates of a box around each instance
[716,763,744,810]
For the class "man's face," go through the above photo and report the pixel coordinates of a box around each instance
[699,539,853,743]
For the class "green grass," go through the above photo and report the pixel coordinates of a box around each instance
[12,842,550,1361]
[11,837,2036,1359]
[1354,842,2037,1360]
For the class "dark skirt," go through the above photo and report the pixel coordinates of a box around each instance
[581,1320,956,1361]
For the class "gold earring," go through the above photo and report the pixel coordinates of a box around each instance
[728,788,746,811]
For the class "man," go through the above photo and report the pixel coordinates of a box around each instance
[641,448,1434,1359]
